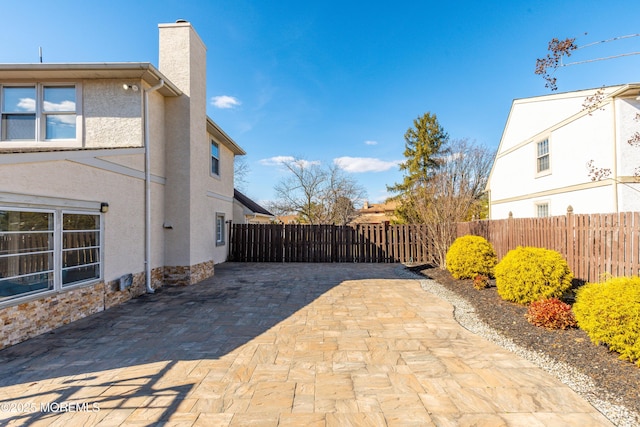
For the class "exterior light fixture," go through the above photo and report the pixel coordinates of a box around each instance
[122,84,139,92]
[100,202,109,213]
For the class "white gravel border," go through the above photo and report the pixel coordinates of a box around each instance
[397,266,640,427]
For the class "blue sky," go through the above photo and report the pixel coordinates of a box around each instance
[2,1,640,205]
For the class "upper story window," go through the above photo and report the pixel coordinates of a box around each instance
[1,84,78,142]
[211,140,220,176]
[536,139,550,173]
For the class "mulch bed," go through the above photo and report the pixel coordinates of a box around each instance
[413,265,640,416]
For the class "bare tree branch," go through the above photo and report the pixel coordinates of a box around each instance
[272,158,366,224]
[404,139,494,267]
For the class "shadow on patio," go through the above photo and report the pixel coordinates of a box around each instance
[0,262,402,425]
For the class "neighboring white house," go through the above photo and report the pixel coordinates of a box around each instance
[487,84,640,219]
[0,21,245,348]
[232,189,275,224]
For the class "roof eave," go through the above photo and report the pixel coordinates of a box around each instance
[0,63,181,97]
[207,117,246,155]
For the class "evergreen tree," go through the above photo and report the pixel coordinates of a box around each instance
[387,112,449,222]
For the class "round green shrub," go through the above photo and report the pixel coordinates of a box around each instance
[573,276,640,366]
[445,235,497,279]
[494,246,573,304]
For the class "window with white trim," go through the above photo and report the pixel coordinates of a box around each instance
[216,213,225,246]
[1,84,78,142]
[536,203,549,218]
[536,139,550,173]
[211,140,220,176]
[62,213,101,287]
[0,208,101,303]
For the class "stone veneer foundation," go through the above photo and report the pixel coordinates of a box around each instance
[164,260,215,286]
[0,262,214,350]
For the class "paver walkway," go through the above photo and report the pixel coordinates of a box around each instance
[0,263,612,426]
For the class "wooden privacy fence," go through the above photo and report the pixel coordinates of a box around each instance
[458,209,640,282]
[229,223,431,263]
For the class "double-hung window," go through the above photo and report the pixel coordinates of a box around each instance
[211,140,220,176]
[0,208,101,304]
[1,84,78,142]
[536,139,550,174]
[43,86,77,139]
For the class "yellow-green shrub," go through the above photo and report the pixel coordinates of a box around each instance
[573,276,640,366]
[445,235,497,279]
[494,246,573,304]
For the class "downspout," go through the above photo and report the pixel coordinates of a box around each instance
[144,79,164,293]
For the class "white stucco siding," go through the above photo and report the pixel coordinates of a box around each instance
[162,96,191,267]
[159,22,217,269]
[209,198,234,264]
[83,80,143,148]
[233,199,247,225]
[0,159,148,283]
[618,183,640,212]
[148,89,167,178]
[207,139,236,196]
[189,152,236,265]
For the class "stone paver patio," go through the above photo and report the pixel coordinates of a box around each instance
[0,263,612,426]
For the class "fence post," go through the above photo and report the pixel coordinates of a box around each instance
[507,211,513,251]
[566,205,575,278]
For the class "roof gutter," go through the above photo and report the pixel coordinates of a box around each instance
[144,79,164,293]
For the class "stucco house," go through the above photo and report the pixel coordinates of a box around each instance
[233,189,275,224]
[0,21,245,348]
[487,84,640,219]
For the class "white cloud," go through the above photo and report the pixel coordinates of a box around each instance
[17,97,36,111]
[364,140,378,146]
[211,95,241,109]
[333,157,400,173]
[259,156,321,168]
[43,100,75,112]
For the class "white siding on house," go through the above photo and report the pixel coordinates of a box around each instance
[616,97,640,177]
[488,85,640,219]
[0,154,147,283]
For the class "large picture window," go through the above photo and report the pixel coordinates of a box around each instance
[1,84,78,142]
[0,208,101,303]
